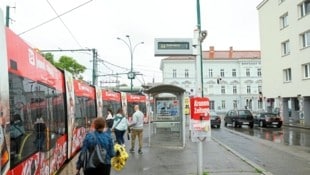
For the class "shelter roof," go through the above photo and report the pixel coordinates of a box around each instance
[144,84,185,96]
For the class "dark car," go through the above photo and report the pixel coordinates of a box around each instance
[224,109,254,128]
[254,112,282,128]
[210,111,221,128]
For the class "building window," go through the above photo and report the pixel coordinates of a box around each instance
[302,63,310,78]
[281,40,290,56]
[257,68,262,77]
[232,69,236,77]
[220,69,225,77]
[185,69,189,78]
[173,69,177,78]
[299,0,310,18]
[209,100,215,110]
[258,100,263,109]
[221,86,225,94]
[301,30,310,48]
[283,68,292,82]
[258,85,262,93]
[280,12,288,29]
[233,100,237,109]
[247,86,251,94]
[246,68,250,77]
[221,100,226,110]
[208,69,213,78]
[233,86,237,94]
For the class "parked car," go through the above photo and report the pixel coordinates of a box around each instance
[210,111,221,128]
[254,112,282,128]
[224,109,254,128]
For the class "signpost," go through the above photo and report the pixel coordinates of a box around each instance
[190,97,211,175]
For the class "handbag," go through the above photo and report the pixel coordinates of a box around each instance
[84,132,107,169]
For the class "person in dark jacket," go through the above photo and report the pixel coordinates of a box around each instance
[34,117,46,151]
[76,117,115,175]
[106,109,114,129]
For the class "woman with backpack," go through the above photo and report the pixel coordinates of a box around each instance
[76,117,116,175]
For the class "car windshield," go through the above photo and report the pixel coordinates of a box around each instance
[238,110,251,116]
[263,113,277,118]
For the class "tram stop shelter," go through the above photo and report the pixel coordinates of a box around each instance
[144,84,186,148]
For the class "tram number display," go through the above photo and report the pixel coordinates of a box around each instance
[157,42,190,50]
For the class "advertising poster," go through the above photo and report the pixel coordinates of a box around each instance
[190,97,211,142]
[64,71,75,158]
[156,100,179,117]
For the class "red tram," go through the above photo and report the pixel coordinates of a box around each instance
[0,20,149,174]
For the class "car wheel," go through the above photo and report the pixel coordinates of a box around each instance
[232,121,236,128]
[259,121,264,127]
[249,123,254,128]
[217,125,221,128]
[277,124,282,128]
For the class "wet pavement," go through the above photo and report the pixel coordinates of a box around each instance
[57,125,272,175]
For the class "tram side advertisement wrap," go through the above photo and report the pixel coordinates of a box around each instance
[190,97,211,142]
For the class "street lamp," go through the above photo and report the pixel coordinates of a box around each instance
[117,35,144,92]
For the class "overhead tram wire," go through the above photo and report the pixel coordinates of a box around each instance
[99,57,131,71]
[18,0,94,36]
[46,0,83,48]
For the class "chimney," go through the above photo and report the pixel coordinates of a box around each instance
[229,46,233,58]
[209,46,214,59]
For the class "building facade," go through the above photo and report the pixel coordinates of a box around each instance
[160,46,261,114]
[258,0,310,126]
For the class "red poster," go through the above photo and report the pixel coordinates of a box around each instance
[190,97,210,121]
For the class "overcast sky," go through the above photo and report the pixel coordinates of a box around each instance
[1,0,262,87]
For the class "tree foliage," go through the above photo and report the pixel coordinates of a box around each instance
[42,53,86,79]
[42,53,55,65]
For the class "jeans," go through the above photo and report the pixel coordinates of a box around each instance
[114,129,126,145]
[35,134,45,151]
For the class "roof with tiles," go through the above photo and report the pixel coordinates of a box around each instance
[163,46,260,60]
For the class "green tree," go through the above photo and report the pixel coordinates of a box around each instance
[55,55,86,79]
[42,53,86,79]
[42,52,55,65]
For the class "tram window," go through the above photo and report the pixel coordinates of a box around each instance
[75,97,96,129]
[102,101,121,118]
[127,103,135,117]
[9,74,66,167]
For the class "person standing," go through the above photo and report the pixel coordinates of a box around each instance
[34,117,46,151]
[106,109,114,129]
[112,108,128,147]
[129,105,144,154]
[76,117,115,175]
